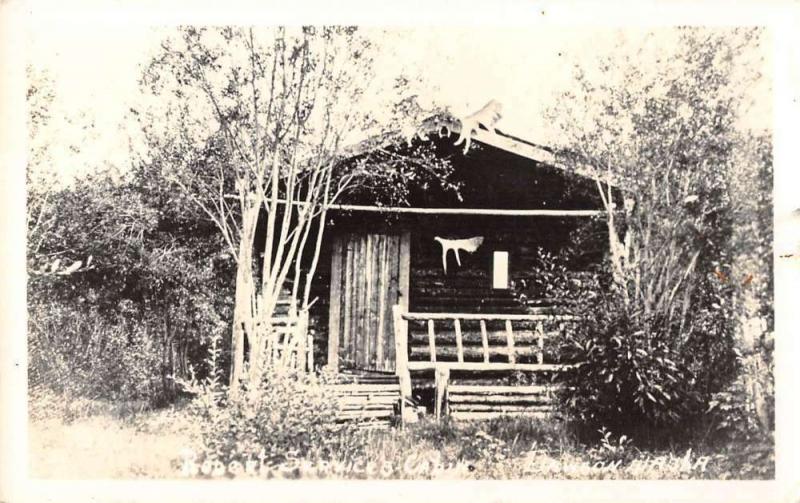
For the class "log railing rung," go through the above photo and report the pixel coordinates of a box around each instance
[399,309,576,371]
[536,321,545,365]
[480,320,489,363]
[427,319,437,363]
[454,318,464,363]
[505,319,516,364]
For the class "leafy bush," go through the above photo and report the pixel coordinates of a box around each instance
[178,334,359,474]
[558,291,704,440]
[28,301,165,420]
[525,248,740,442]
[27,164,234,410]
[705,344,773,444]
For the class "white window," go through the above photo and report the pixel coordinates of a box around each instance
[492,251,509,289]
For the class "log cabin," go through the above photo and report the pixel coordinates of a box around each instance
[288,113,618,422]
[243,111,618,421]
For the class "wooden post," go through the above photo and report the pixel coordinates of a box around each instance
[307,334,314,372]
[427,320,437,363]
[393,304,412,399]
[480,320,489,363]
[454,318,464,363]
[435,366,450,421]
[296,310,309,371]
[327,236,343,372]
[536,321,545,365]
[397,232,412,400]
[505,319,516,364]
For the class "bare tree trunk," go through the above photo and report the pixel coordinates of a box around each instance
[230,200,259,392]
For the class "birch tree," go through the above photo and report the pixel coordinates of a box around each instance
[140,27,451,391]
[548,28,771,429]
[549,28,766,337]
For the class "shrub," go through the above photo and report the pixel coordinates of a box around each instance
[178,334,360,474]
[539,250,740,442]
[705,342,773,444]
[558,291,704,440]
[28,300,165,420]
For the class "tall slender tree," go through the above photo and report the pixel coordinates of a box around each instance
[139,27,452,390]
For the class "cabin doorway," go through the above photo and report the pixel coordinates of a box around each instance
[327,232,410,372]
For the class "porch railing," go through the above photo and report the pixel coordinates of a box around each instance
[392,305,577,418]
[263,302,314,372]
[392,306,576,372]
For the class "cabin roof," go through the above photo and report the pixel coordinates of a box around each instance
[342,112,620,189]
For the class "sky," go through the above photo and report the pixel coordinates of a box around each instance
[26,11,773,184]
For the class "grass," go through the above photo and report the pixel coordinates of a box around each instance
[28,396,774,480]
[29,399,201,479]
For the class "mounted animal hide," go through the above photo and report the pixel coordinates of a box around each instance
[453,100,503,154]
[434,236,485,273]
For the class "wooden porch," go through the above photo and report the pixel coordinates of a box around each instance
[391,306,576,422]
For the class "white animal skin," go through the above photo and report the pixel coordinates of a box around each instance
[434,236,485,273]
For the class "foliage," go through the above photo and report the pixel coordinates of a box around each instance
[545,28,771,439]
[706,346,774,444]
[511,246,603,310]
[139,26,456,387]
[27,161,233,403]
[558,290,704,439]
[28,302,161,419]
[27,53,238,407]
[177,332,358,470]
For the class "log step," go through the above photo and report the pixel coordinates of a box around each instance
[449,384,557,394]
[448,395,551,405]
[449,404,554,412]
[450,411,552,421]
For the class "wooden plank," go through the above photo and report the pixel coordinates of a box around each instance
[329,384,400,397]
[385,234,400,371]
[338,396,400,406]
[335,371,399,383]
[355,235,365,368]
[449,395,552,405]
[341,236,353,367]
[337,410,395,419]
[353,234,369,369]
[339,408,395,415]
[375,235,388,369]
[330,384,401,392]
[450,411,552,421]
[427,320,437,363]
[339,404,397,411]
[324,204,604,217]
[403,312,579,321]
[449,384,555,394]
[229,196,609,217]
[370,234,380,369]
[434,366,450,421]
[506,319,516,364]
[328,384,402,392]
[480,320,489,363]
[392,304,412,400]
[397,233,411,400]
[364,234,374,369]
[454,318,464,363]
[449,404,554,412]
[398,232,411,313]
[407,361,570,372]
